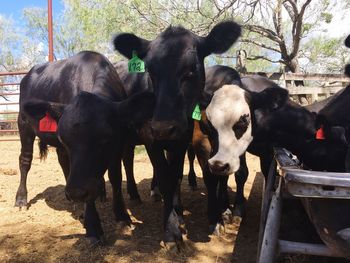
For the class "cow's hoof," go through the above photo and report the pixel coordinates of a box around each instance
[15,197,28,209]
[209,223,225,236]
[164,210,184,243]
[222,208,233,223]
[161,239,186,252]
[150,187,162,202]
[15,199,27,209]
[86,235,106,247]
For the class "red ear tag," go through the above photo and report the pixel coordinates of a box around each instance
[39,112,57,132]
[316,126,325,140]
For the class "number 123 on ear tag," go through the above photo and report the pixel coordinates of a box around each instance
[128,51,145,73]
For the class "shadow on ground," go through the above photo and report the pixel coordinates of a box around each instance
[2,175,238,262]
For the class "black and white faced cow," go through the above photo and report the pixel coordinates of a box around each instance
[192,66,289,232]
[16,51,154,243]
[196,64,350,232]
[206,85,254,175]
[113,21,241,244]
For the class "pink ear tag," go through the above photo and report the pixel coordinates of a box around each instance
[39,112,57,132]
[315,126,325,140]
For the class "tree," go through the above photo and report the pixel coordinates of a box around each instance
[0,16,20,71]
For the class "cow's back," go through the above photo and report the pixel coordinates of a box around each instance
[20,51,126,107]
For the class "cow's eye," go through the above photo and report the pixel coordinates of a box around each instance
[232,114,250,139]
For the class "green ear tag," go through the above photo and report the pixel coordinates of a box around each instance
[192,104,201,121]
[128,51,145,73]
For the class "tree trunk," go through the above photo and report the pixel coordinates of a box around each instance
[285,58,308,105]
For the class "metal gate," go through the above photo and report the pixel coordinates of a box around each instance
[0,71,27,141]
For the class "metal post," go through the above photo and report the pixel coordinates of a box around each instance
[48,0,54,62]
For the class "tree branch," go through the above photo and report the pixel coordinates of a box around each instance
[240,38,281,53]
[243,24,280,43]
[246,55,286,64]
[290,0,312,59]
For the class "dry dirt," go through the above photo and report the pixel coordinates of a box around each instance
[0,136,264,263]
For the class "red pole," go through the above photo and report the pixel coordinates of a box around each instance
[48,0,54,62]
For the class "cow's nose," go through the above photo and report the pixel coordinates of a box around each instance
[151,121,180,140]
[208,160,230,174]
[65,187,89,202]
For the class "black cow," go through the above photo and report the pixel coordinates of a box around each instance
[115,61,198,202]
[113,21,241,245]
[16,51,154,243]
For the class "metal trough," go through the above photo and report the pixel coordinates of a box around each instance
[257,147,350,262]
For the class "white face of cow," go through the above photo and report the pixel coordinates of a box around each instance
[206,85,253,175]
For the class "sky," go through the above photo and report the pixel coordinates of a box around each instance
[0,0,64,21]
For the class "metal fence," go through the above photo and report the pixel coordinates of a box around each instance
[0,71,27,141]
[0,70,349,142]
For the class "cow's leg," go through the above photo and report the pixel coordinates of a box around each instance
[166,149,186,226]
[56,147,70,182]
[187,144,197,190]
[203,170,223,235]
[108,157,131,223]
[15,118,35,208]
[147,144,184,244]
[193,142,223,234]
[122,142,141,201]
[233,154,248,218]
[259,150,275,180]
[192,124,223,234]
[218,175,231,222]
[83,201,104,245]
[148,146,162,201]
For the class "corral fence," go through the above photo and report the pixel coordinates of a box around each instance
[0,70,349,141]
[0,71,27,141]
[243,72,350,105]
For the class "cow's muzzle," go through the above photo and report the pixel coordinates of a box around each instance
[151,120,186,141]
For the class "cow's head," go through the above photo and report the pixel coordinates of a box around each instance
[23,91,155,202]
[204,84,288,175]
[113,21,241,141]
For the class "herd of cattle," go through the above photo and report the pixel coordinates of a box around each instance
[12,20,350,249]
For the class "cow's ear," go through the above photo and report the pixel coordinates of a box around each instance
[199,21,241,57]
[113,33,151,59]
[199,91,213,109]
[345,64,350,77]
[251,87,289,111]
[115,91,155,126]
[345,34,350,48]
[23,100,65,121]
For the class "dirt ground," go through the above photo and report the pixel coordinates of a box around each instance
[0,136,264,263]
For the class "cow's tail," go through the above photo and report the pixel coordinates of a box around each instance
[346,35,350,77]
[38,139,48,161]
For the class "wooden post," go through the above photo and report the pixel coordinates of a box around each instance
[236,50,247,73]
[258,181,282,263]
[48,0,54,62]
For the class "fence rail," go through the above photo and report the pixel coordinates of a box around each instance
[244,72,350,82]
[1,70,350,142]
[0,71,25,141]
